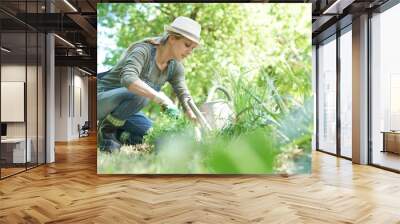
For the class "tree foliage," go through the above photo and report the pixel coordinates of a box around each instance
[98,3,311,106]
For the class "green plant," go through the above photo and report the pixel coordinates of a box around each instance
[143,113,193,146]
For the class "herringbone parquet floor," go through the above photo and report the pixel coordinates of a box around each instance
[1,135,400,223]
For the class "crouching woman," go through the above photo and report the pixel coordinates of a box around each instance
[97,16,200,152]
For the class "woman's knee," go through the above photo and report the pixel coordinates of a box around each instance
[99,88,150,119]
[124,113,153,136]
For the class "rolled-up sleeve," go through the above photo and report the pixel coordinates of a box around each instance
[120,45,149,88]
[169,62,192,110]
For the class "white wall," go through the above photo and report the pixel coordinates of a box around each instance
[1,64,46,164]
[1,65,42,137]
[55,67,68,141]
[1,65,26,138]
[55,67,89,141]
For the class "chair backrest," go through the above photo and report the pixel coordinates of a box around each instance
[82,121,90,130]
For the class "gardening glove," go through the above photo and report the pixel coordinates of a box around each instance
[165,104,181,119]
[153,92,181,119]
[153,91,174,107]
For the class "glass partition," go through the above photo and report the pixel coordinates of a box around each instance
[27,31,38,169]
[0,0,46,179]
[371,3,400,171]
[26,0,44,169]
[1,30,27,178]
[339,27,352,158]
[317,36,337,154]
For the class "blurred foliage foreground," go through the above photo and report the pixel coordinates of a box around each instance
[97,3,312,174]
[98,71,313,174]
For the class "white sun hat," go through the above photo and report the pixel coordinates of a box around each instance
[164,16,201,45]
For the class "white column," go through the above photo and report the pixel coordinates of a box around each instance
[46,33,55,163]
[352,14,369,164]
[45,0,55,163]
[312,45,317,151]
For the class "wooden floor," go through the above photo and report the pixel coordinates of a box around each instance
[1,167,26,177]
[373,150,400,171]
[1,136,400,223]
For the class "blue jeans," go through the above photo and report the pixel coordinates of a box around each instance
[98,87,155,144]
[97,58,171,144]
[97,87,150,120]
[118,112,153,144]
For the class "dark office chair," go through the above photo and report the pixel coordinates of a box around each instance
[78,121,90,138]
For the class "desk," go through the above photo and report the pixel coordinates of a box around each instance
[1,138,31,163]
[381,131,400,154]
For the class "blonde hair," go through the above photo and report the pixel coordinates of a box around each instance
[124,32,183,55]
[158,31,183,45]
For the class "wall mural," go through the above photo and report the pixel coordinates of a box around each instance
[97,3,312,174]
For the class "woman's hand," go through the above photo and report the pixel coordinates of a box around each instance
[154,92,182,119]
[165,106,180,119]
[186,108,197,122]
[153,91,175,107]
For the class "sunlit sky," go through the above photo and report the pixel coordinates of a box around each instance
[97,26,117,73]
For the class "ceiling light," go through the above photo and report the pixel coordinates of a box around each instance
[63,0,78,12]
[76,48,85,55]
[1,47,11,53]
[54,34,75,48]
[78,67,92,76]
[323,0,355,15]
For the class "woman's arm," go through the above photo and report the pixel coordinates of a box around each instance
[128,80,175,107]
[120,44,173,106]
[168,63,197,121]
[127,79,159,100]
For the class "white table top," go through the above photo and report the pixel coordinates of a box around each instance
[1,138,28,143]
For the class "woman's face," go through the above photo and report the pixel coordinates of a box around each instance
[170,36,198,61]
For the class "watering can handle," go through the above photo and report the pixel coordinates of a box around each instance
[206,86,232,102]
